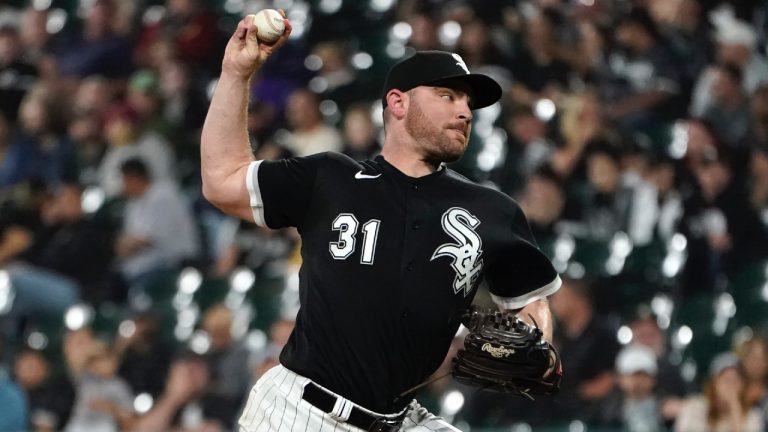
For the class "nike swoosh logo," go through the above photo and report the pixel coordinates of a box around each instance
[354,171,381,179]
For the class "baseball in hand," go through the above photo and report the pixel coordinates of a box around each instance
[252,9,285,43]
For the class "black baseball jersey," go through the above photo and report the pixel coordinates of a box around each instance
[246,152,561,413]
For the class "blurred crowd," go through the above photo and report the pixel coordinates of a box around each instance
[1,0,768,430]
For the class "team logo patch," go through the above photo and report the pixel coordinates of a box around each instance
[431,207,484,297]
[452,53,470,74]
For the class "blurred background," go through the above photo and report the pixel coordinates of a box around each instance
[0,0,767,431]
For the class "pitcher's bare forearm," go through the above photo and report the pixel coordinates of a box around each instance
[200,12,292,220]
[200,72,254,219]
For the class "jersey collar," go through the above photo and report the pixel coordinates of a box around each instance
[374,155,447,185]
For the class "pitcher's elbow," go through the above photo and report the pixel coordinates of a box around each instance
[201,179,222,206]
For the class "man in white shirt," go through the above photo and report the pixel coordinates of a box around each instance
[115,158,200,285]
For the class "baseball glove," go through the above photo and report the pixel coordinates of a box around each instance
[452,306,562,399]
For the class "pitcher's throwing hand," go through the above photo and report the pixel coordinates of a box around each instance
[221,10,292,79]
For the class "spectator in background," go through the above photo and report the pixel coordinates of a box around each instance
[310,41,358,108]
[675,352,764,432]
[341,103,380,161]
[200,305,250,429]
[115,158,199,289]
[650,0,713,87]
[49,0,132,79]
[0,1,19,29]
[64,340,135,432]
[63,328,95,381]
[691,16,768,117]
[0,25,38,123]
[133,0,220,73]
[405,10,440,51]
[628,153,683,247]
[157,58,207,184]
[628,311,689,426]
[159,58,208,136]
[701,62,752,149]
[98,104,175,198]
[563,141,634,241]
[21,182,112,304]
[734,335,768,410]
[281,88,342,157]
[747,86,768,149]
[131,351,222,432]
[213,218,296,278]
[0,180,44,265]
[549,276,621,423]
[72,75,115,115]
[550,91,606,181]
[140,35,175,75]
[603,8,683,135]
[0,338,27,432]
[0,188,81,341]
[746,88,768,224]
[679,118,727,179]
[0,86,77,188]
[18,6,51,65]
[126,69,175,143]
[619,140,655,194]
[504,106,555,185]
[0,112,9,172]
[571,18,607,79]
[14,348,76,432]
[680,149,767,295]
[516,167,566,255]
[749,144,768,228]
[454,16,511,71]
[509,7,571,107]
[115,311,172,399]
[246,101,279,152]
[67,109,106,187]
[249,318,295,387]
[598,344,663,432]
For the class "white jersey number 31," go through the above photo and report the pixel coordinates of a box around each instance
[329,213,381,265]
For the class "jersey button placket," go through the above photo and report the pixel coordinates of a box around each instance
[403,182,418,274]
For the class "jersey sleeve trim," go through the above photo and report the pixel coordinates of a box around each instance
[490,275,562,310]
[246,160,267,227]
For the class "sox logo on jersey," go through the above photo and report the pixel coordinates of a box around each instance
[431,207,484,297]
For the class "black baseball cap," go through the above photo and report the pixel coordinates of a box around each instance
[381,50,502,110]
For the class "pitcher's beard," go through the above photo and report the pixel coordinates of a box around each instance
[405,99,468,165]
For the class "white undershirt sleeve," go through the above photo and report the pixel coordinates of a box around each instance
[490,275,562,310]
[246,160,266,227]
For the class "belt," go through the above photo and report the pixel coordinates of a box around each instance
[301,382,406,432]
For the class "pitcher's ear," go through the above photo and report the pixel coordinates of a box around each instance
[385,89,408,118]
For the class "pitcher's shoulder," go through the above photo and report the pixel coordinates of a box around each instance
[307,152,370,175]
[444,169,520,206]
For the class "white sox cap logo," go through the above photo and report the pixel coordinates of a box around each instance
[452,53,470,74]
[431,207,484,297]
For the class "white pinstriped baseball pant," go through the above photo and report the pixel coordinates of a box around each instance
[238,365,460,432]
